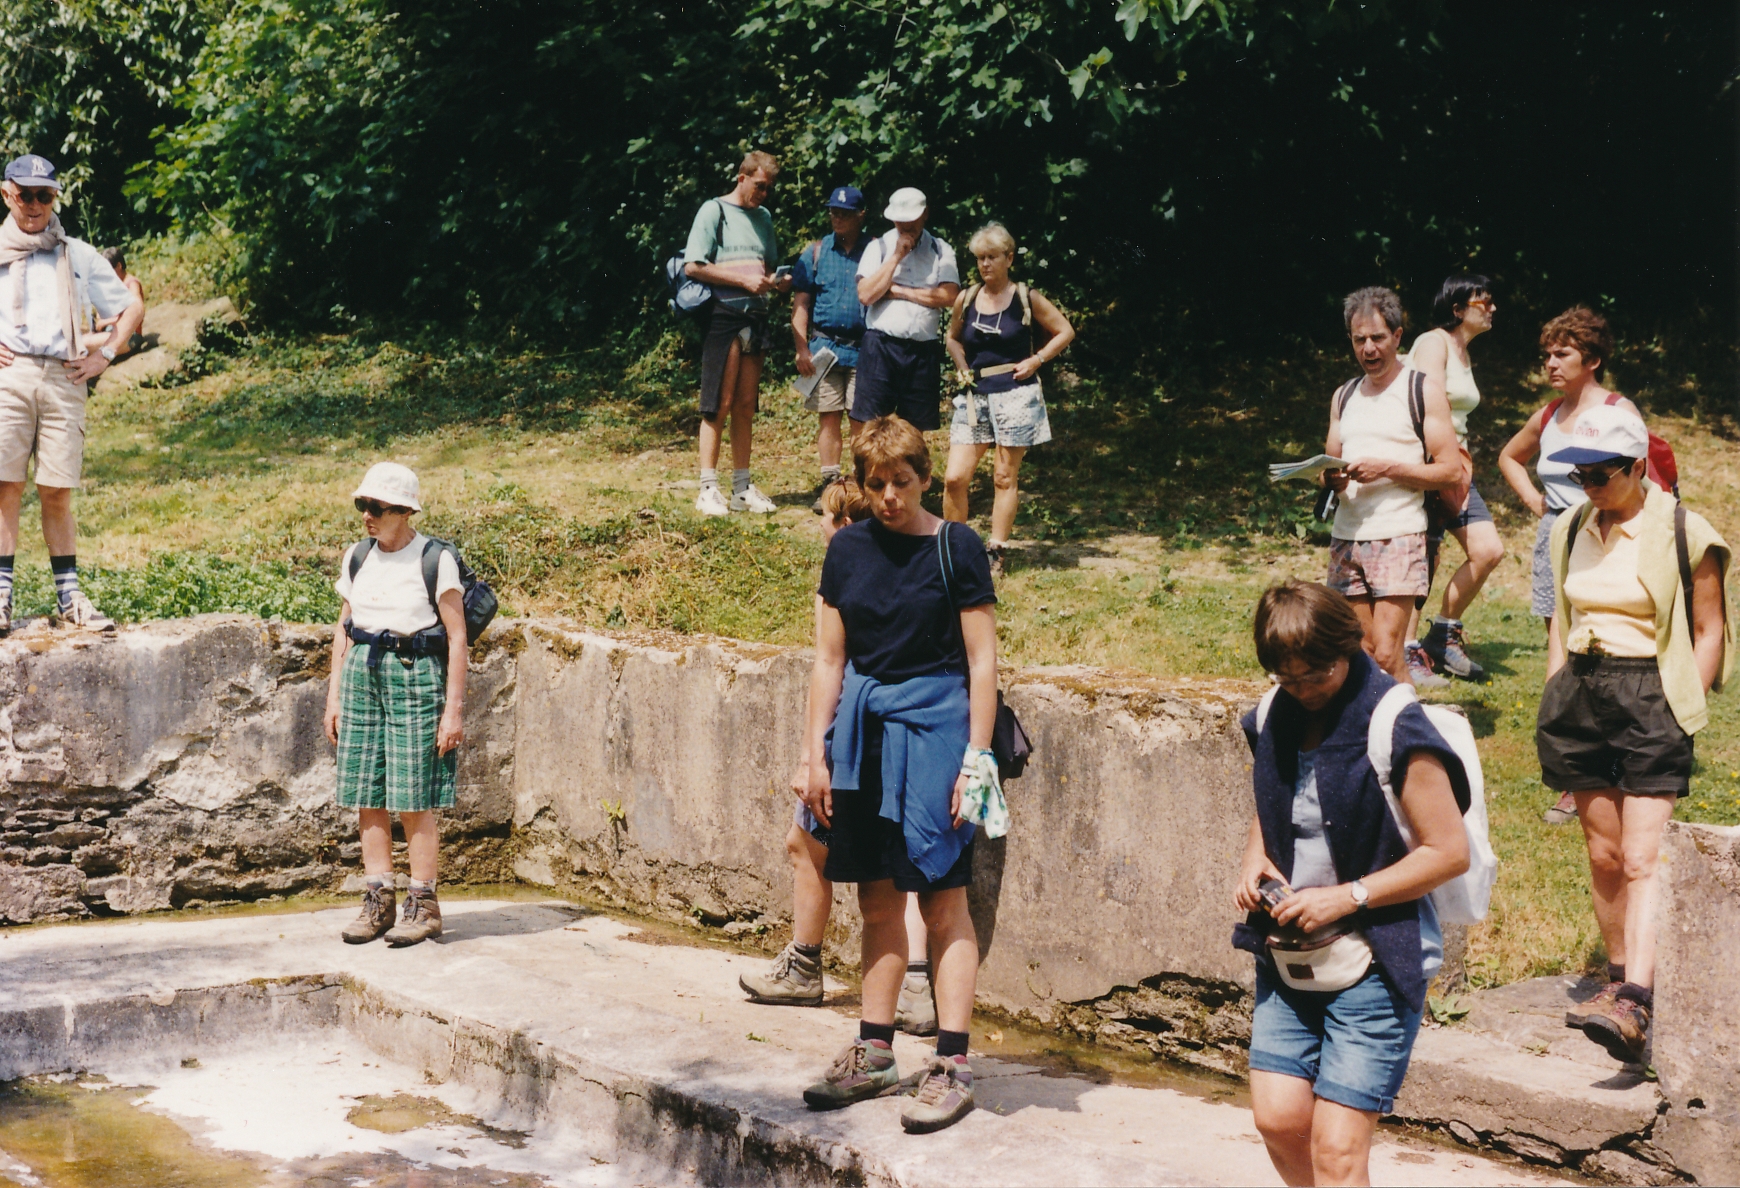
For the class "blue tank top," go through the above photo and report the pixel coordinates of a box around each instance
[960,288,1033,395]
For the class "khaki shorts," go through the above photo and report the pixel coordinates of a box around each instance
[0,354,87,487]
[805,365,855,414]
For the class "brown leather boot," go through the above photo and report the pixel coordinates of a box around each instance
[341,884,397,944]
[384,887,444,947]
[1563,981,1622,1029]
[1582,995,1650,1064]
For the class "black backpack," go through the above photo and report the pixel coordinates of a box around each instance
[663,200,727,319]
[348,536,498,645]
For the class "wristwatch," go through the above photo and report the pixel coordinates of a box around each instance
[98,346,116,361]
[1348,880,1371,911]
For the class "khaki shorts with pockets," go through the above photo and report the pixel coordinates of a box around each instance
[805,365,855,414]
[0,354,88,488]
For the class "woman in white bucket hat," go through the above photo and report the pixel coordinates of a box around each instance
[323,462,468,948]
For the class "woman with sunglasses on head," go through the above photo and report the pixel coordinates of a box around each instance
[1403,275,1503,686]
[323,462,468,948]
[1535,406,1730,1065]
[1498,307,1643,823]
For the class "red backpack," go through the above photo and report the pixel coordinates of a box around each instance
[1541,394,1679,495]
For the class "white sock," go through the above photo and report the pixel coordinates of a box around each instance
[699,468,719,491]
[821,464,842,482]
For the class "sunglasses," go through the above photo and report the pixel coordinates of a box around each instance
[354,497,410,517]
[14,188,55,206]
[1569,461,1633,489]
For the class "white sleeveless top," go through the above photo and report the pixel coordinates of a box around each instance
[1333,366,1429,541]
[1409,328,1480,444]
[1537,403,1593,513]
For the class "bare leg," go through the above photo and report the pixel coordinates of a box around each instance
[817,411,843,471]
[0,481,24,555]
[989,445,1025,545]
[1440,521,1504,620]
[942,443,989,523]
[1546,615,1566,677]
[729,354,763,472]
[1351,595,1414,683]
[698,338,742,474]
[1617,793,1676,988]
[789,823,833,947]
[917,886,977,1033]
[1250,1071,1316,1186]
[36,485,76,555]
[358,809,395,877]
[1576,790,1628,969]
[857,880,908,1027]
[904,893,928,963]
[1310,1098,1379,1186]
[399,810,439,883]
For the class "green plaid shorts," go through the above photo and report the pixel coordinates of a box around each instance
[335,645,457,812]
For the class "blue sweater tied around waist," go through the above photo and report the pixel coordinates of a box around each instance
[828,662,975,882]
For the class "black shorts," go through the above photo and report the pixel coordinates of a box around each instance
[821,717,974,892]
[699,304,770,419]
[1536,654,1692,797]
[851,328,943,430]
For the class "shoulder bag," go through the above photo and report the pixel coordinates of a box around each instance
[937,522,1033,779]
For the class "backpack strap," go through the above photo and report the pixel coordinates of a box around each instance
[1366,683,1420,848]
[1333,377,1362,420]
[420,538,446,615]
[348,538,376,582]
[1540,397,1565,430]
[1561,502,1594,585]
[962,283,982,316]
[1675,501,1695,642]
[1253,685,1281,734]
[809,238,824,271]
[1407,369,1429,459]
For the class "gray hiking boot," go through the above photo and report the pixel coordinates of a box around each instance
[900,1054,975,1133]
[1405,641,1448,688]
[1422,619,1485,682]
[341,884,397,944]
[739,942,823,1006]
[384,887,443,947]
[803,1038,900,1110]
[1543,791,1578,825]
[895,971,938,1036]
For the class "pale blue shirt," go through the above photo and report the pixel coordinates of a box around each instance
[857,229,958,342]
[0,237,135,360]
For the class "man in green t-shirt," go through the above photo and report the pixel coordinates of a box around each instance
[683,150,790,516]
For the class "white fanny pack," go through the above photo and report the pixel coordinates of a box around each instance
[1268,927,1373,993]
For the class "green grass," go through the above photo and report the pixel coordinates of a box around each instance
[40,280,1740,987]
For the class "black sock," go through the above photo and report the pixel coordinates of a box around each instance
[793,942,821,959]
[50,554,78,610]
[1617,982,1653,1009]
[907,960,930,977]
[1606,963,1626,985]
[859,1020,896,1045]
[936,1028,969,1058]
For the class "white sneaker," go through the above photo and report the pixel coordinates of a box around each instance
[59,591,115,632]
[730,484,777,514]
[695,485,731,517]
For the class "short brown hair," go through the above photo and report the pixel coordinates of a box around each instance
[1343,286,1405,333]
[852,415,931,485]
[820,477,873,525]
[739,150,780,178]
[1253,581,1366,674]
[1539,306,1613,377]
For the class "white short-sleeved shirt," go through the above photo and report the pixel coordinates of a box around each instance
[335,533,463,636]
[857,230,958,341]
[0,237,135,360]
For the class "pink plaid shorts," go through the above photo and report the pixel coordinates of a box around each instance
[1327,534,1430,599]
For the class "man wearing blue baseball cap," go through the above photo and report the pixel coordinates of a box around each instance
[0,154,143,635]
[790,185,869,511]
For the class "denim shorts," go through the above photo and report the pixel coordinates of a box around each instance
[1248,963,1424,1114]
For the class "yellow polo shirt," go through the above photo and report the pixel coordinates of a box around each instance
[1564,513,1656,658]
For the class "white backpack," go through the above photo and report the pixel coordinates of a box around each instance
[1255,683,1497,926]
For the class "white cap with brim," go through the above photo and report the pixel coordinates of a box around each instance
[883,187,927,222]
[352,461,423,512]
[1546,405,1650,467]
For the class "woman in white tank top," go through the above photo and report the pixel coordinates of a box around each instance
[1404,275,1503,687]
[1498,306,1641,824]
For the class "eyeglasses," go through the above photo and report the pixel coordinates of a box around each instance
[354,497,410,517]
[1268,666,1338,689]
[1569,462,1631,488]
[14,188,55,207]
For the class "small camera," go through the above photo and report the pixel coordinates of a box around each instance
[1257,878,1293,913]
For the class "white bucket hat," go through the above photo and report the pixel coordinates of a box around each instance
[883,187,927,223]
[352,462,423,512]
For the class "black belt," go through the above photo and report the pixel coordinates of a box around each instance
[815,329,862,347]
[346,622,448,668]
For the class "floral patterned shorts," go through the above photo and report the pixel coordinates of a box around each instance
[949,382,1053,448]
[1327,534,1431,599]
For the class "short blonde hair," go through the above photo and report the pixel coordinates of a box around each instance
[739,150,780,178]
[968,222,1016,259]
[852,416,932,485]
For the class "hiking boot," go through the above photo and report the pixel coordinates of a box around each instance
[895,972,938,1036]
[0,600,10,638]
[986,545,1005,580]
[900,1054,975,1134]
[739,943,823,1006]
[802,1038,900,1110]
[1422,619,1485,682]
[384,887,443,947]
[58,591,115,632]
[1582,995,1650,1064]
[1405,641,1449,688]
[1543,791,1579,825]
[1564,981,1623,1029]
[730,484,777,514]
[341,884,397,944]
[810,476,842,515]
[696,485,730,517]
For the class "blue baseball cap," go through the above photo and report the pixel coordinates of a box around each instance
[825,186,864,211]
[4,155,60,191]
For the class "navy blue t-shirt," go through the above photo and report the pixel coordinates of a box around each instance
[819,519,996,683]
